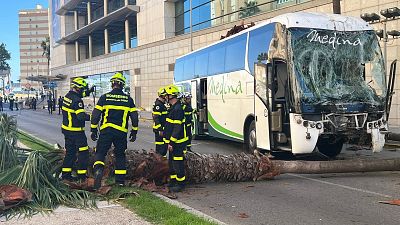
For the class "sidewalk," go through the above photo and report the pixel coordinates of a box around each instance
[1,201,151,225]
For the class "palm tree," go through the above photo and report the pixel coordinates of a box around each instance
[105,149,400,185]
[40,37,50,77]
[239,1,261,19]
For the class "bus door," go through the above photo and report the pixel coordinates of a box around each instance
[254,63,271,150]
[197,78,208,135]
[191,80,200,136]
[273,60,290,150]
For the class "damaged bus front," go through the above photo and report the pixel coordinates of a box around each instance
[288,27,387,156]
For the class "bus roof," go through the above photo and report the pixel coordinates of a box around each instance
[176,12,372,61]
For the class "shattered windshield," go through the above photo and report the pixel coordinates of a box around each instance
[290,28,386,106]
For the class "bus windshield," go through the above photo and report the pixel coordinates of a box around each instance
[290,28,386,107]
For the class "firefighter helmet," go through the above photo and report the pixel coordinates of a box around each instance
[110,72,126,87]
[157,87,167,96]
[165,84,180,96]
[71,77,88,89]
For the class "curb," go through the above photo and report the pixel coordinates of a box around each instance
[152,193,227,225]
[18,129,55,148]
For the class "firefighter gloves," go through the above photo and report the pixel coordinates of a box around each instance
[91,131,98,141]
[129,130,137,142]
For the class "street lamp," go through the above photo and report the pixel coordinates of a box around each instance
[360,7,400,76]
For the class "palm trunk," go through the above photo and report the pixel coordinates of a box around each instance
[102,150,400,184]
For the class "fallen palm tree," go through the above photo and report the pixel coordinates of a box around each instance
[102,149,400,185]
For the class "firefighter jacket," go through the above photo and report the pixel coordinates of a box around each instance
[182,103,193,127]
[61,91,90,134]
[164,101,188,145]
[91,88,138,135]
[152,98,167,132]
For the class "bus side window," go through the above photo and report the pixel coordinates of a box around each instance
[248,24,274,75]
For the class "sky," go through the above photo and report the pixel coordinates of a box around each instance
[0,0,49,82]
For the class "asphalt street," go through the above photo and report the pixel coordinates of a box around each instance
[3,106,400,225]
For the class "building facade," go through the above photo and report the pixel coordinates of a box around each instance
[50,0,400,126]
[19,4,49,92]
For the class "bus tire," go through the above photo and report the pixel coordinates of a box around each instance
[317,139,344,158]
[245,120,257,153]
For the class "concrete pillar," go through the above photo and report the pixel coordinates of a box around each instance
[87,1,91,24]
[104,29,109,54]
[74,11,78,30]
[125,19,130,49]
[75,41,80,61]
[88,35,93,58]
[104,0,108,16]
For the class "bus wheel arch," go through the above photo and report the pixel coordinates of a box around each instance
[243,115,256,153]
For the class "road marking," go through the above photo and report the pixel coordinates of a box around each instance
[288,174,393,198]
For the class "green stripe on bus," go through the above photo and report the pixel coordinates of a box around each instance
[207,111,243,139]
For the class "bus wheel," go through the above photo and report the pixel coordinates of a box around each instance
[245,120,257,153]
[317,139,344,158]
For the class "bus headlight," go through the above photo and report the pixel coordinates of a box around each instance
[316,123,323,129]
[374,122,379,128]
[310,122,316,128]
[303,121,309,127]
[297,119,302,124]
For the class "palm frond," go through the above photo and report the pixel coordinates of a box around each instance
[0,114,19,172]
[3,151,96,219]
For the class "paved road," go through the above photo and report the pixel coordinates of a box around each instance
[3,107,400,225]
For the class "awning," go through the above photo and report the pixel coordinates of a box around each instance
[57,5,139,44]
[26,74,68,83]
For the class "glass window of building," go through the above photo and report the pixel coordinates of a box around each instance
[175,0,308,35]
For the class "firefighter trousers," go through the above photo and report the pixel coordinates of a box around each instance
[154,131,167,157]
[168,143,186,185]
[185,124,192,153]
[62,132,89,180]
[94,132,127,183]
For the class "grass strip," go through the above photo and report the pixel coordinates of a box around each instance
[17,130,54,151]
[107,186,217,225]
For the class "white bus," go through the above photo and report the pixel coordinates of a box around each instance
[174,12,390,157]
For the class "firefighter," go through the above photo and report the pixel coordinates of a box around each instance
[90,72,138,189]
[164,84,188,192]
[61,77,93,181]
[153,87,168,157]
[182,92,194,153]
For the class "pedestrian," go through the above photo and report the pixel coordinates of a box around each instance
[15,97,19,111]
[91,72,138,189]
[32,97,37,110]
[164,84,188,192]
[0,96,3,112]
[9,95,14,111]
[52,97,56,111]
[61,77,92,182]
[58,96,63,115]
[182,92,194,153]
[47,97,53,114]
[152,87,168,157]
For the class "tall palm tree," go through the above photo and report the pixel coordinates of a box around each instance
[40,37,50,76]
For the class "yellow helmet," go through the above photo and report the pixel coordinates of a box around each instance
[165,84,180,96]
[71,77,88,89]
[110,72,126,86]
[157,87,167,96]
